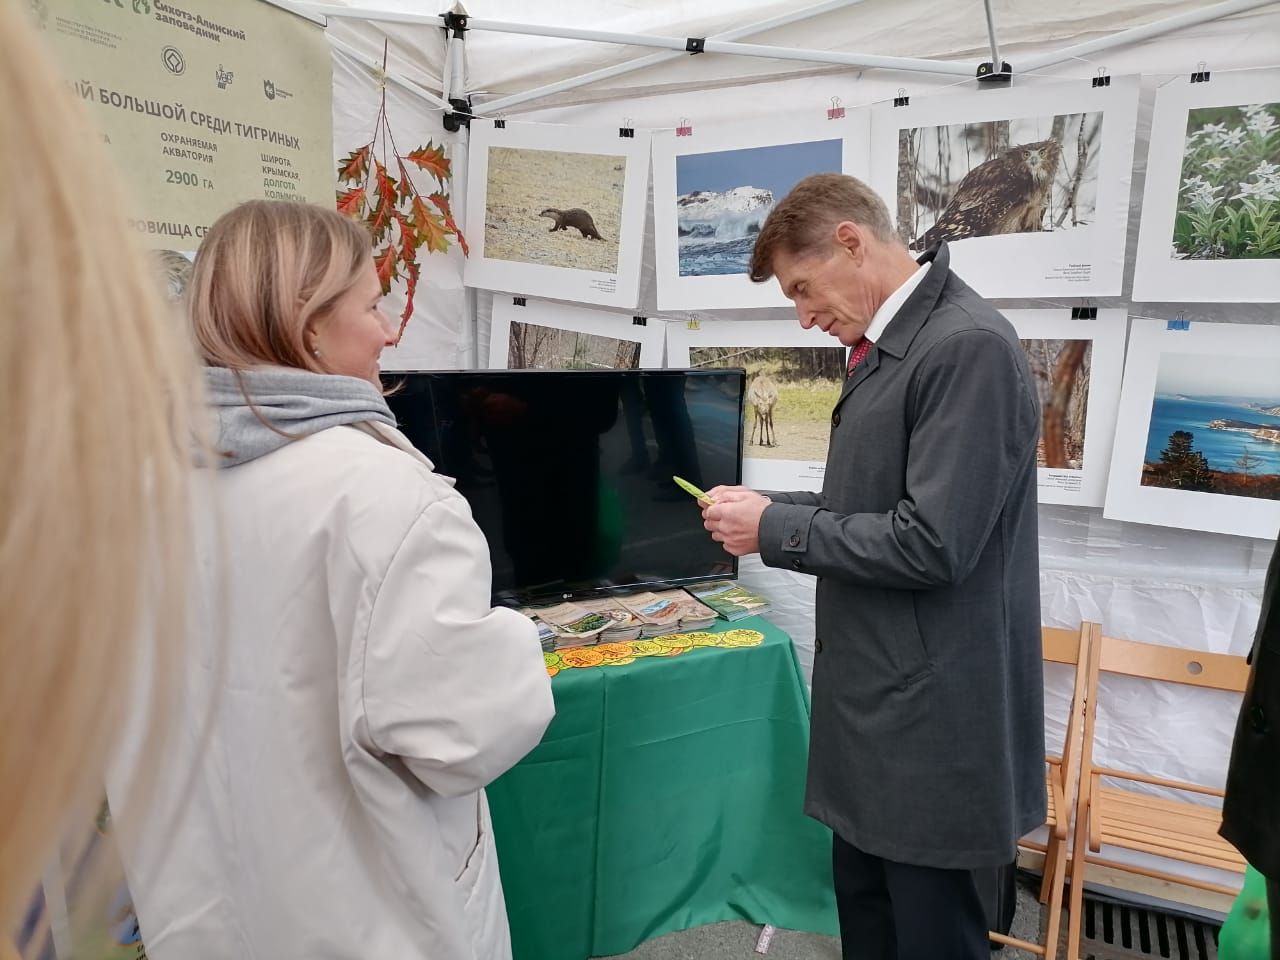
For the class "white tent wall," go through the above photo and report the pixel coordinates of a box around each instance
[321,0,1280,906]
[331,48,472,368]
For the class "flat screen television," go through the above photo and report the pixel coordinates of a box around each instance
[385,368,746,606]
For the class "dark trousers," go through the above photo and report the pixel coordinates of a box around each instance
[833,833,993,960]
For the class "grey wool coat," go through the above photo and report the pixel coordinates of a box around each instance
[759,242,1047,869]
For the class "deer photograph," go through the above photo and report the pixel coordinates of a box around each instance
[747,371,779,447]
[688,345,846,462]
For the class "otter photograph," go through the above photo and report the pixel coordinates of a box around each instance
[483,145,626,273]
[895,111,1103,250]
[674,138,842,277]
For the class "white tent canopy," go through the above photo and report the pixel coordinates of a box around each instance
[310,0,1276,111]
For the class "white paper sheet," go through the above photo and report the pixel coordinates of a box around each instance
[1131,69,1280,303]
[489,297,666,370]
[1003,310,1127,507]
[652,111,871,312]
[665,318,847,492]
[1105,318,1280,538]
[869,76,1139,298]
[463,118,650,308]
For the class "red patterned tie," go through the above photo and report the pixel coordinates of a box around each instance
[846,337,873,378]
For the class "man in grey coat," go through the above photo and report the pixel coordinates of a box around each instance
[701,173,1046,959]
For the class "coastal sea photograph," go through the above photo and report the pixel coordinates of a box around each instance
[1142,351,1280,500]
[674,138,842,277]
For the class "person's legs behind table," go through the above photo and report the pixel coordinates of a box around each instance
[833,832,991,960]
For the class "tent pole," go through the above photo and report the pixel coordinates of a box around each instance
[256,0,327,27]
[1018,0,1278,73]
[693,39,972,75]
[447,23,481,369]
[299,4,445,27]
[299,5,972,76]
[328,35,452,110]
[480,0,868,115]
[982,0,1002,71]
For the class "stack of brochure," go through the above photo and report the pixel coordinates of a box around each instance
[577,597,644,642]
[685,581,772,622]
[619,588,718,635]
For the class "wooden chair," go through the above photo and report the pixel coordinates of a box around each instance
[989,622,1096,960]
[1065,631,1251,959]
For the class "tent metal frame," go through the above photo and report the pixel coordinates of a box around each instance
[295,0,1277,114]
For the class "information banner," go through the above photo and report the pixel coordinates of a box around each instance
[33,0,334,247]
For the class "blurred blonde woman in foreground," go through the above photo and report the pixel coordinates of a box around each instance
[110,199,555,960]
[0,4,199,957]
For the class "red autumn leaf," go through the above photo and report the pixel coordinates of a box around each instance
[405,143,450,184]
[398,258,421,342]
[396,159,416,203]
[373,243,400,295]
[393,211,418,260]
[337,144,370,184]
[367,198,394,243]
[336,186,366,218]
[419,213,452,255]
[429,193,468,255]
[428,192,453,219]
[373,159,398,210]
[411,194,451,255]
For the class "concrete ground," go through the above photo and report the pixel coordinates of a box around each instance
[596,878,1045,960]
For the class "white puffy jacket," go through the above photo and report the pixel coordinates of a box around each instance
[111,421,554,959]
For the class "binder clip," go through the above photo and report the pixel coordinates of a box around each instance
[1167,312,1191,331]
[827,96,845,120]
[1092,67,1110,88]
[632,316,648,327]
[1191,61,1211,83]
[1071,301,1097,320]
[512,296,526,307]
[620,117,635,139]
[493,115,507,130]
[893,88,910,108]
[976,60,1012,85]
[685,315,701,331]
[676,117,693,137]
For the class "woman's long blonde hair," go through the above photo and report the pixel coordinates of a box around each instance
[189,200,373,372]
[0,3,198,952]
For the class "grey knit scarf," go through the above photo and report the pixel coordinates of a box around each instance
[202,366,395,468]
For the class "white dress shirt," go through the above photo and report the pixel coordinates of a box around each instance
[864,261,930,344]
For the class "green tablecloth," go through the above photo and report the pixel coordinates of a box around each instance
[487,616,837,960]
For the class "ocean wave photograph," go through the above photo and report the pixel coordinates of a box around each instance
[674,139,843,277]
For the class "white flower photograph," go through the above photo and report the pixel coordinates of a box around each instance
[1173,101,1280,261]
[1132,67,1280,302]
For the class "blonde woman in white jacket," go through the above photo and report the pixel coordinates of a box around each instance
[111,200,555,960]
